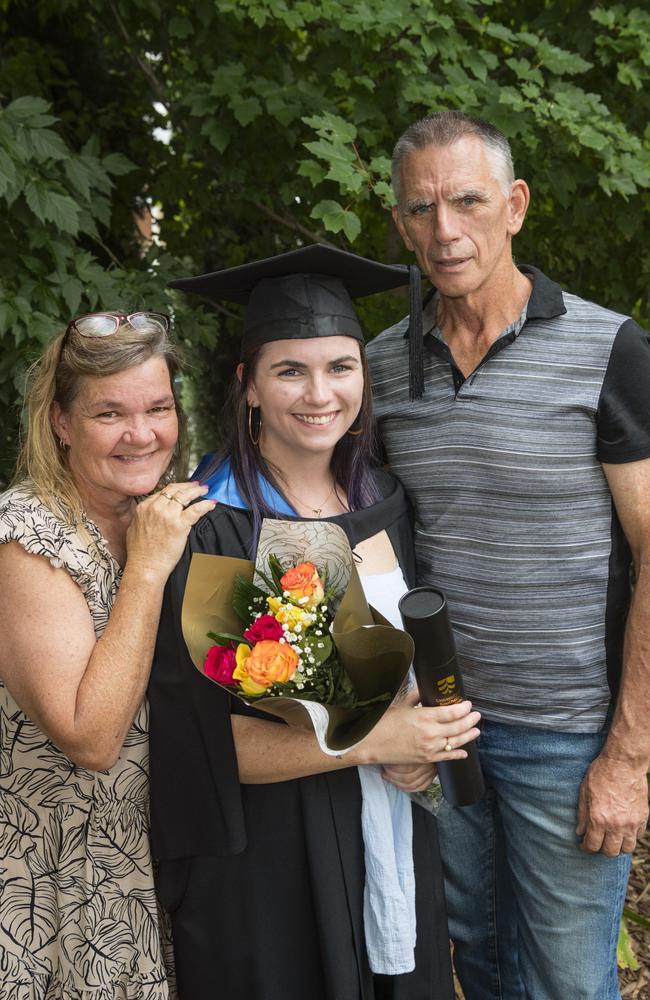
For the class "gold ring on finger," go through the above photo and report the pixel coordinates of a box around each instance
[161,490,185,508]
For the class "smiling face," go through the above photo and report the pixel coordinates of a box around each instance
[392,135,529,300]
[243,336,364,467]
[51,356,178,506]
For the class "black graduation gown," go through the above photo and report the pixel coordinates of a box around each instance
[149,471,454,1000]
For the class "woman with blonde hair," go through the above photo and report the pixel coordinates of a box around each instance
[0,311,214,998]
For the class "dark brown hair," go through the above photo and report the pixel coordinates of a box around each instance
[202,340,381,544]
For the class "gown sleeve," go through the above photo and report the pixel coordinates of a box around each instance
[148,508,250,861]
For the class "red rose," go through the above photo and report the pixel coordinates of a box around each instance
[204,645,237,685]
[243,613,284,644]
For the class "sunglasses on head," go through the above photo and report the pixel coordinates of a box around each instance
[65,311,170,339]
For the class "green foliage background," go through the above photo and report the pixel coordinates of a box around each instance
[1,0,649,484]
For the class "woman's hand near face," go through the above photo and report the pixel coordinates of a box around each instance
[0,483,215,771]
[124,482,215,581]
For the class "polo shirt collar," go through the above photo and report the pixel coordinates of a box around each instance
[420,263,566,337]
[518,264,566,320]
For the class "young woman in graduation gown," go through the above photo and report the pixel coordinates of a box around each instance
[148,246,481,1000]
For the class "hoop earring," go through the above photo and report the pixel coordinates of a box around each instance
[347,422,363,437]
[59,437,68,449]
[248,405,261,446]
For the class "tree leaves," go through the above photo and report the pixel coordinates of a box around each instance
[24,181,80,234]
[102,152,136,177]
[311,200,361,242]
[0,0,649,477]
[0,91,137,479]
[61,277,84,318]
[4,96,55,126]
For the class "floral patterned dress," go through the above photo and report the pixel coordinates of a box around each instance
[0,483,175,1000]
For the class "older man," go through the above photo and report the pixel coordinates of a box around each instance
[367,111,650,999]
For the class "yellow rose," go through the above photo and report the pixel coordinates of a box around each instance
[280,562,325,610]
[267,596,310,631]
[233,643,268,697]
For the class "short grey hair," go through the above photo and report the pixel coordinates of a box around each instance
[391,111,515,203]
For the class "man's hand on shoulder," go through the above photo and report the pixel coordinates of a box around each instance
[576,751,649,856]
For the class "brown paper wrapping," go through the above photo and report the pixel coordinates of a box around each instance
[181,518,414,754]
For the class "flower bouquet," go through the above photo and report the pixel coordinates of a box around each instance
[181,518,415,754]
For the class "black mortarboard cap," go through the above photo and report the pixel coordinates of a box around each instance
[169,244,425,399]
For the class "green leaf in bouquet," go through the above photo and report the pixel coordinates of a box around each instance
[327,661,392,709]
[206,631,248,646]
[302,633,333,664]
[232,575,268,624]
[255,565,283,597]
[272,674,331,701]
[320,564,329,592]
[267,553,287,593]
[331,663,357,703]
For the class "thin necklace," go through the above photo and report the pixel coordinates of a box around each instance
[283,480,337,518]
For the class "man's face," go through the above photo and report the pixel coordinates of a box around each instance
[392,136,528,299]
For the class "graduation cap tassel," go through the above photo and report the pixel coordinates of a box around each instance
[407,264,424,401]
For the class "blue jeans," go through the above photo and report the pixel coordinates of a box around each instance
[436,719,632,1000]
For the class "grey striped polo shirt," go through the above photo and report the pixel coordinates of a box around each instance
[368,266,650,731]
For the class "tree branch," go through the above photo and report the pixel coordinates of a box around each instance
[108,3,169,106]
[89,234,124,269]
[252,201,339,248]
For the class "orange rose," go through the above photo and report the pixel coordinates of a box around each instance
[233,639,299,696]
[280,562,324,610]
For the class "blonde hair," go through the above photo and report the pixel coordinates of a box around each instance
[14,317,188,526]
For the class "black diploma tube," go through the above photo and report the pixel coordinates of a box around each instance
[399,586,485,807]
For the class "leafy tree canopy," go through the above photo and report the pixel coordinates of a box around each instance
[1,0,649,478]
